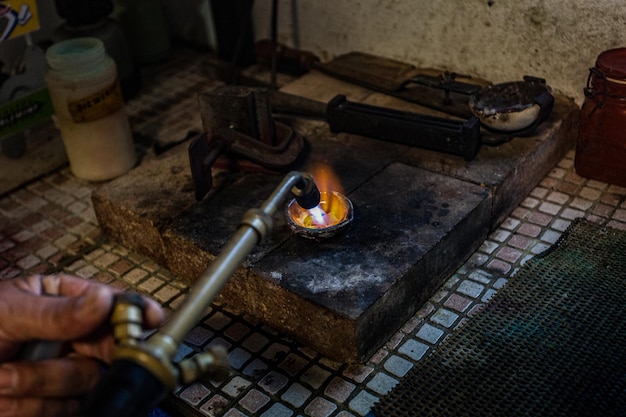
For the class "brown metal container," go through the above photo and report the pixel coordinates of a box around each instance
[576,48,626,186]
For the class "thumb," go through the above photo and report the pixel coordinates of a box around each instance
[0,277,114,343]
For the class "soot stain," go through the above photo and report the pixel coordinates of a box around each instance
[405,190,451,226]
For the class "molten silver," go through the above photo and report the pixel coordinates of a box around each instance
[285,191,354,240]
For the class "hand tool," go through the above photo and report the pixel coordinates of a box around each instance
[190,85,481,202]
[270,89,482,160]
[255,45,554,141]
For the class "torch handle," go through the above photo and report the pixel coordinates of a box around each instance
[78,359,167,417]
[326,94,481,161]
[268,91,481,161]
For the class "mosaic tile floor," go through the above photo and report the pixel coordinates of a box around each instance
[2,49,626,417]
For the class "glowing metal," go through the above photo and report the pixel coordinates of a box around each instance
[285,191,354,240]
[308,205,328,226]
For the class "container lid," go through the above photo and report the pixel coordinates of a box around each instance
[596,48,626,80]
[45,37,107,73]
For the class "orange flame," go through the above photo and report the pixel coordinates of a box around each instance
[289,191,351,229]
[287,164,348,229]
[309,163,344,194]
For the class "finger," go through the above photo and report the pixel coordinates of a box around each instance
[141,296,166,329]
[27,275,165,329]
[0,275,165,343]
[0,396,81,417]
[15,274,94,298]
[0,356,101,397]
[0,276,114,342]
[71,337,115,364]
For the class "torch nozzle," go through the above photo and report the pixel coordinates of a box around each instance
[292,173,321,209]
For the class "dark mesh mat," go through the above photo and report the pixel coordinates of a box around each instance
[371,218,626,417]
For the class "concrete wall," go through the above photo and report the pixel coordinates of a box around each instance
[251,0,626,104]
[4,1,623,106]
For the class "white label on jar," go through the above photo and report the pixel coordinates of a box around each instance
[67,80,125,123]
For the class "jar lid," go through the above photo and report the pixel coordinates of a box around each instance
[46,37,107,73]
[596,48,626,80]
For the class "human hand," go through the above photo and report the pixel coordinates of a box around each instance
[0,274,164,417]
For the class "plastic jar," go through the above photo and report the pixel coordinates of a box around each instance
[45,37,136,181]
[575,47,626,186]
[54,18,141,100]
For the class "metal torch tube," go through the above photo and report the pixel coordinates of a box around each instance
[153,172,305,347]
[154,227,259,345]
[260,171,305,214]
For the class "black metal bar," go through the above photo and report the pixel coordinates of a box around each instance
[326,95,481,161]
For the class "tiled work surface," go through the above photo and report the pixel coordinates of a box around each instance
[4,149,626,417]
[2,49,626,416]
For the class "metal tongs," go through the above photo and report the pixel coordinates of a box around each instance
[189,85,482,203]
[269,89,481,160]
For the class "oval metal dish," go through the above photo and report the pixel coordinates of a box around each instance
[285,191,353,241]
[469,79,554,132]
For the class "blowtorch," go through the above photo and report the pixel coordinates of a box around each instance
[71,171,320,417]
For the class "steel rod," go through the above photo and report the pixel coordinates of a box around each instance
[153,172,305,347]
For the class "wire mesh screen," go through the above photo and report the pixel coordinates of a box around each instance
[372,218,626,417]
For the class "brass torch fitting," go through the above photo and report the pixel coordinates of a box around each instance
[111,293,146,348]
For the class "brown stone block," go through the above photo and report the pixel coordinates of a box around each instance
[91,144,197,266]
[248,163,491,361]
